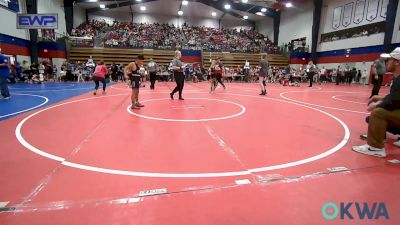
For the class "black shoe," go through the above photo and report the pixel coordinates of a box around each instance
[170,93,174,100]
[131,105,141,110]
[360,134,367,140]
[259,92,265,95]
[179,97,184,100]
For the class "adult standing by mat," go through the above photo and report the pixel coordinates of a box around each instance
[370,55,387,98]
[258,53,269,95]
[336,65,343,85]
[148,58,158,90]
[215,58,226,90]
[92,60,108,95]
[125,55,145,109]
[306,61,316,87]
[170,50,185,100]
[208,59,218,93]
[0,49,11,100]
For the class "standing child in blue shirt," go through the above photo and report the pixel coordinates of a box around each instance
[0,50,11,99]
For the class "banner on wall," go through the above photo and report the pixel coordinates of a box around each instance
[321,21,385,43]
[342,3,354,27]
[332,6,343,29]
[353,0,366,24]
[380,0,389,18]
[366,0,379,21]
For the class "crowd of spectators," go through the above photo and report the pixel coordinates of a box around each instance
[6,60,57,84]
[71,20,280,54]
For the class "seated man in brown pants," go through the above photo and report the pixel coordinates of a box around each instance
[360,116,400,147]
[352,47,400,157]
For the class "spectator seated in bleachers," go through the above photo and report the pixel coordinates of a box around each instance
[72,20,280,54]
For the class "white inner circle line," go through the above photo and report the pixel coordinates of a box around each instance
[332,95,367,104]
[110,85,208,93]
[279,90,368,114]
[15,93,350,178]
[0,94,49,119]
[127,98,246,122]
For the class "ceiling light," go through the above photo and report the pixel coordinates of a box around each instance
[243,15,248,19]
[88,0,97,2]
[211,12,217,17]
[256,12,264,16]
[140,6,146,11]
[99,4,105,8]
[178,10,183,15]
[182,0,188,5]
[224,4,231,9]
[261,8,267,12]
[286,2,293,7]
[241,0,248,3]
[135,0,142,2]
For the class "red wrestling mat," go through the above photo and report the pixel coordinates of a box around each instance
[0,82,398,225]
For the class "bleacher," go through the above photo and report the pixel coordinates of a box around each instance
[69,47,288,68]
[202,52,288,68]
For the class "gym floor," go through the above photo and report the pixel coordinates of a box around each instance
[0,81,399,225]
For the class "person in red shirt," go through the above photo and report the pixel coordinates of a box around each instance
[92,60,108,95]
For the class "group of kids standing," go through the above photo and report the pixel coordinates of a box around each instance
[90,51,271,109]
[207,53,269,96]
[77,51,389,110]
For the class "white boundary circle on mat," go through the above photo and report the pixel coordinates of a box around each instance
[127,98,246,122]
[15,93,350,178]
[0,94,49,119]
[332,95,367,104]
[280,90,368,114]
[13,87,93,93]
[9,84,75,89]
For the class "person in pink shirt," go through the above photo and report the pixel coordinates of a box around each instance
[92,60,108,95]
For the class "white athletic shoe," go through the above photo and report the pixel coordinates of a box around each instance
[393,139,400,148]
[352,144,387,158]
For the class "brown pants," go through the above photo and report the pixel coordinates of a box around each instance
[368,108,400,148]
